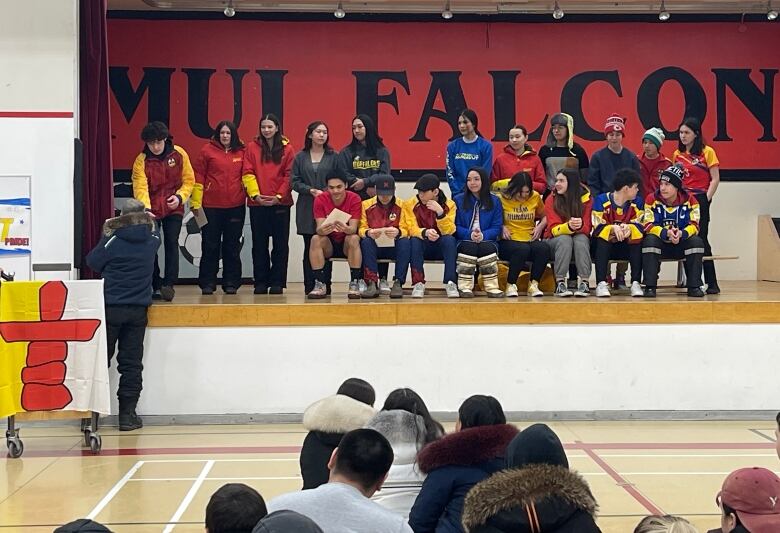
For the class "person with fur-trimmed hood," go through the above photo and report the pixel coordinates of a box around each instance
[461,423,601,533]
[366,388,445,518]
[409,395,518,533]
[299,378,377,490]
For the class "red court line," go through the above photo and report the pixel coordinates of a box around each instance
[578,442,664,515]
[0,111,74,118]
[565,442,775,450]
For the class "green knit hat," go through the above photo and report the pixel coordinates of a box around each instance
[642,127,665,150]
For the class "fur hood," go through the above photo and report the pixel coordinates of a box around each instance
[366,410,427,464]
[302,394,376,434]
[102,211,155,237]
[461,464,598,532]
[418,424,518,474]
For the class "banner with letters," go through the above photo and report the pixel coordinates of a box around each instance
[0,198,31,255]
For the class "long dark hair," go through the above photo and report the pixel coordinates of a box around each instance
[212,121,243,151]
[461,166,494,211]
[677,116,705,155]
[303,120,333,153]
[459,109,484,138]
[504,171,534,199]
[257,114,284,164]
[382,388,444,445]
[348,114,384,158]
[553,168,584,219]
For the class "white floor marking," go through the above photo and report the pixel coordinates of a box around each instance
[162,460,215,533]
[87,461,145,520]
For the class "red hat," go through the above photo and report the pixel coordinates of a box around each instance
[719,467,780,533]
[604,113,626,136]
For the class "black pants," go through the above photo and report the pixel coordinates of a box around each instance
[457,241,499,257]
[249,205,290,288]
[200,206,245,290]
[641,234,705,288]
[153,214,182,289]
[302,234,332,294]
[694,193,717,285]
[593,239,642,284]
[105,304,148,411]
[498,240,550,283]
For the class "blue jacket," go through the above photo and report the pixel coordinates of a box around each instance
[453,193,503,242]
[86,212,160,306]
[409,424,518,533]
[446,137,493,194]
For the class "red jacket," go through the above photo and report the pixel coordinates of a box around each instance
[490,144,547,194]
[191,140,246,209]
[358,197,407,238]
[639,153,672,197]
[242,138,295,206]
[132,141,195,218]
[543,186,593,239]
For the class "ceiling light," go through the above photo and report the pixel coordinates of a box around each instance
[659,0,670,21]
[769,1,779,20]
[552,1,564,20]
[334,2,346,18]
[223,0,235,17]
[442,1,453,19]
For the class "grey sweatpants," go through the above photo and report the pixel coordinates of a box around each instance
[547,234,592,280]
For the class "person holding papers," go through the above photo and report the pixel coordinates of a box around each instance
[357,175,412,299]
[308,173,363,300]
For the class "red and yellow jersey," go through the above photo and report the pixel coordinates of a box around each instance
[401,196,456,239]
[591,192,644,243]
[191,140,245,209]
[672,146,719,194]
[358,197,407,238]
[642,190,700,241]
[543,186,593,239]
[131,142,195,218]
[241,138,295,206]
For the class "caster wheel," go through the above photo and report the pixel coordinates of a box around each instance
[80,418,90,432]
[84,430,91,447]
[7,439,23,458]
[89,434,102,454]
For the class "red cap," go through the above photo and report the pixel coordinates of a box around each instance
[720,467,780,533]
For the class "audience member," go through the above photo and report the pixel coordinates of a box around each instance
[54,519,112,532]
[713,467,780,533]
[252,510,323,533]
[205,483,267,533]
[635,515,698,533]
[775,411,780,460]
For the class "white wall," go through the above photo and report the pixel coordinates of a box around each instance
[0,0,78,280]
[132,324,780,416]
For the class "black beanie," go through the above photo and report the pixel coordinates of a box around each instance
[505,423,568,469]
[458,395,506,429]
[659,164,685,190]
[336,378,375,407]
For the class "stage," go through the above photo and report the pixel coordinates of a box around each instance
[149,281,780,326]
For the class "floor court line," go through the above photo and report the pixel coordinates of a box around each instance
[162,460,215,533]
[87,461,145,520]
[749,428,777,442]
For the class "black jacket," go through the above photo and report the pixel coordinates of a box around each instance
[409,424,519,533]
[299,394,376,489]
[461,464,601,533]
[86,212,160,306]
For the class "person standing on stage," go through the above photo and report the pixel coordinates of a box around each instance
[538,112,590,193]
[242,114,295,295]
[445,109,493,195]
[639,127,672,197]
[191,120,246,295]
[490,124,546,195]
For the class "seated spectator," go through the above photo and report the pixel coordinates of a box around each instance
[493,172,550,297]
[252,510,323,533]
[300,378,376,490]
[591,168,645,298]
[400,174,459,299]
[358,175,412,299]
[54,519,112,532]
[270,428,413,533]
[366,388,445,517]
[206,483,267,533]
[308,174,363,300]
[635,515,698,533]
[454,168,504,298]
[713,467,780,533]
[462,423,600,533]
[490,125,547,194]
[641,165,705,298]
[409,395,518,533]
[544,168,593,297]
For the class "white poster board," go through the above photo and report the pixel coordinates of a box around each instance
[0,176,31,279]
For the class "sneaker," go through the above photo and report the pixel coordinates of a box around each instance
[307,280,327,300]
[378,278,391,295]
[527,280,543,297]
[160,285,175,302]
[630,281,644,298]
[118,412,143,432]
[643,287,657,298]
[269,286,283,295]
[152,289,162,300]
[357,279,367,295]
[347,280,361,299]
[505,283,519,297]
[612,274,627,291]
[554,281,573,297]
[574,280,590,298]
[687,287,705,298]
[445,281,460,298]
[390,279,403,299]
[706,282,721,295]
[411,282,425,298]
[362,281,379,299]
[254,284,268,295]
[596,281,611,298]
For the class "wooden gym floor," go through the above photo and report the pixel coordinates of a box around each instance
[1,420,777,532]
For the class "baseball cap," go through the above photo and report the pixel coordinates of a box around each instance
[719,467,780,533]
[414,173,441,192]
[373,174,395,195]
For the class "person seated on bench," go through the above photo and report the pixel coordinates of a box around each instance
[454,167,504,298]
[641,164,705,298]
[308,174,363,300]
[399,173,459,299]
[492,172,549,297]
[544,168,593,297]
[591,168,645,298]
[358,174,411,299]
